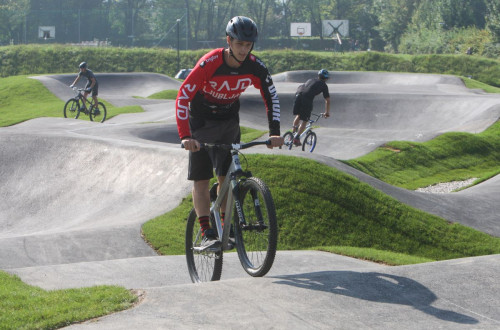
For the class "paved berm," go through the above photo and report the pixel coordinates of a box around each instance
[1,71,499,329]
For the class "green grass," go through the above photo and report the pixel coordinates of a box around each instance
[146,89,178,99]
[0,75,143,127]
[461,76,500,93]
[313,246,435,265]
[142,153,500,264]
[343,120,500,190]
[0,271,137,329]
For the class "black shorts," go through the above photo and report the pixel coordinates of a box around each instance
[292,93,313,121]
[85,82,99,97]
[188,116,240,181]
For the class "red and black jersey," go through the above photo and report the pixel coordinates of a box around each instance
[176,48,280,140]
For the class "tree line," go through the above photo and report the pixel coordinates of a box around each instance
[1,0,500,57]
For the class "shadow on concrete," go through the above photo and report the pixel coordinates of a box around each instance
[273,271,478,325]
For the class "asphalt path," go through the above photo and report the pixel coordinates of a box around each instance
[1,71,499,329]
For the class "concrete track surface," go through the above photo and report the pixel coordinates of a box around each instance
[1,71,499,329]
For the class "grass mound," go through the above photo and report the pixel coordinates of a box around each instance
[344,120,500,190]
[142,154,500,264]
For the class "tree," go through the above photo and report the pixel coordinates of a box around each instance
[0,0,29,44]
[486,0,500,42]
[372,0,418,52]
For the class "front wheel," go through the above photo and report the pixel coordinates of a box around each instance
[185,208,223,283]
[234,177,278,277]
[89,102,107,123]
[63,98,80,119]
[282,131,294,150]
[302,132,317,152]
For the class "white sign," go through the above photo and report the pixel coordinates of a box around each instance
[322,20,349,38]
[290,23,311,37]
[39,26,55,39]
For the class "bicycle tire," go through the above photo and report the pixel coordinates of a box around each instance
[234,177,278,277]
[63,98,80,119]
[283,131,294,150]
[89,102,107,123]
[302,131,317,152]
[185,208,223,283]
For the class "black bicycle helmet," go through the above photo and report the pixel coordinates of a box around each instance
[79,61,87,69]
[318,69,329,79]
[226,16,258,42]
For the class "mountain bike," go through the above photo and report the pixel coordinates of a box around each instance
[282,113,324,153]
[185,140,278,283]
[63,87,107,122]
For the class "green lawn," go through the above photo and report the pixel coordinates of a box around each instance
[0,271,137,329]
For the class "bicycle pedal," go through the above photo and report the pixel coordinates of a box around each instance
[194,240,221,252]
[226,241,236,251]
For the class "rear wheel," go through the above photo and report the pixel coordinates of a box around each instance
[63,99,80,119]
[302,132,317,152]
[185,208,223,283]
[234,177,278,277]
[283,131,294,150]
[89,102,107,123]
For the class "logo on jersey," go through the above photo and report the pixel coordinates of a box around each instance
[206,54,219,63]
[268,83,280,121]
[204,78,253,100]
[177,83,196,120]
[200,54,219,68]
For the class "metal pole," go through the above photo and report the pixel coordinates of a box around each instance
[177,19,180,72]
[78,9,81,43]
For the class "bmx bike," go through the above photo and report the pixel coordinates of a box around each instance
[282,113,324,153]
[185,140,278,283]
[63,87,107,123]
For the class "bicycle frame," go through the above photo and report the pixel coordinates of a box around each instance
[298,113,322,140]
[205,141,265,250]
[72,87,95,110]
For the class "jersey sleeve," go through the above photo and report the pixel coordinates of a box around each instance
[250,56,281,136]
[175,50,218,140]
[322,82,330,99]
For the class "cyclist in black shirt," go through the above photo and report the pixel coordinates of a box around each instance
[292,69,331,146]
[70,61,100,115]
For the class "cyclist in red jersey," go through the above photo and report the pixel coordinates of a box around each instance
[176,16,284,248]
